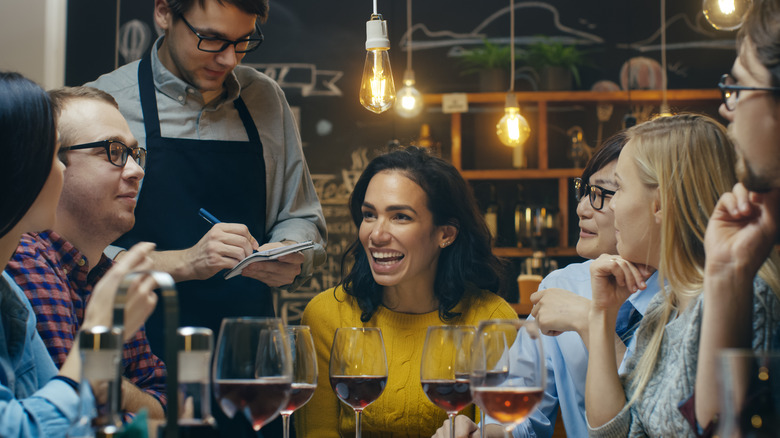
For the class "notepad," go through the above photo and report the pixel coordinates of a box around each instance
[224,240,314,280]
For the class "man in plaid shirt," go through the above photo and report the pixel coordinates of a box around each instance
[5,86,166,419]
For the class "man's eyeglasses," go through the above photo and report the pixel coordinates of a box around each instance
[574,178,615,211]
[59,140,146,169]
[718,73,780,111]
[179,14,263,54]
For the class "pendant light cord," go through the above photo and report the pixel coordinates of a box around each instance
[509,0,515,92]
[661,0,668,110]
[407,0,412,70]
[373,0,378,15]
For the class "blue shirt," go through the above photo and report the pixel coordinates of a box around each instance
[0,271,87,437]
[484,260,659,438]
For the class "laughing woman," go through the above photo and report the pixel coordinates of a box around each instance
[295,146,517,437]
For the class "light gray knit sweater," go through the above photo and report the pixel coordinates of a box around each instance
[588,276,779,437]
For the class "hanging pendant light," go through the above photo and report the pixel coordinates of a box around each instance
[497,93,530,147]
[395,0,423,118]
[703,0,751,30]
[496,0,530,150]
[360,1,396,114]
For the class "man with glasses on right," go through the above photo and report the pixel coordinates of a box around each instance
[688,0,780,435]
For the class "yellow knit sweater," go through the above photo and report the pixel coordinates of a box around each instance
[294,286,518,437]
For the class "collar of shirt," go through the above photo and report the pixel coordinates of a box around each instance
[151,36,241,108]
[628,270,660,317]
[32,231,112,296]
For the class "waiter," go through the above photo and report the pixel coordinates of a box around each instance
[87,2,326,434]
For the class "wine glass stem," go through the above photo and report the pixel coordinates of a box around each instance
[282,413,291,438]
[355,409,363,438]
[449,413,456,438]
[480,411,485,438]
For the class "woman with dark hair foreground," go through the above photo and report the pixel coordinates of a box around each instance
[296,146,517,437]
[0,71,158,437]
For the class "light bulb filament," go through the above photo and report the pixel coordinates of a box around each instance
[718,0,735,14]
[370,53,387,108]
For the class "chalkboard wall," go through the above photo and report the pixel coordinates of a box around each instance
[66,0,735,309]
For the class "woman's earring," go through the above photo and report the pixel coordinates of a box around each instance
[440,241,450,248]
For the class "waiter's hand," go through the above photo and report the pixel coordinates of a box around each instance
[241,241,304,287]
[152,223,258,282]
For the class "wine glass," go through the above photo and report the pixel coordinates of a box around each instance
[471,319,545,438]
[329,327,388,438]
[476,329,510,438]
[279,325,318,438]
[420,325,477,438]
[212,317,293,431]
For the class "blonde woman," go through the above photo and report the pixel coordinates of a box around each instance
[584,113,780,436]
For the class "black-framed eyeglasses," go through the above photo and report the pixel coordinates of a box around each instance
[59,140,146,169]
[574,177,615,211]
[178,14,263,53]
[718,73,780,111]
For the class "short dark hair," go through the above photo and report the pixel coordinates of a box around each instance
[738,0,780,90]
[0,72,57,239]
[339,146,506,322]
[167,0,269,23]
[48,86,119,154]
[581,130,628,183]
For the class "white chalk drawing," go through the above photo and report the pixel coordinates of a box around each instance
[119,19,153,64]
[392,1,733,85]
[396,1,604,55]
[618,12,735,52]
[244,62,343,97]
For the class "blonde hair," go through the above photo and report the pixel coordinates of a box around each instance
[623,113,780,405]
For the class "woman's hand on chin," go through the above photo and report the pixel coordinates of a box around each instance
[589,254,651,315]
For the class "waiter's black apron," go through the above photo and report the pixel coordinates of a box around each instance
[117,55,279,437]
[119,55,274,350]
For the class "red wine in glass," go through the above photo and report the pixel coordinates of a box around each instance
[472,319,546,437]
[212,318,293,433]
[472,386,544,425]
[420,325,476,438]
[329,327,388,438]
[280,383,317,415]
[329,375,387,410]
[421,378,472,412]
[214,377,292,431]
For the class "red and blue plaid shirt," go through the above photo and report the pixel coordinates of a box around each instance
[5,231,167,411]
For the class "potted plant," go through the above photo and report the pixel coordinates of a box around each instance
[520,38,588,91]
[458,39,515,92]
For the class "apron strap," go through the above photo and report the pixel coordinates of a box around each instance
[138,55,162,140]
[233,97,262,144]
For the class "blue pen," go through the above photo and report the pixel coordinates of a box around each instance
[198,208,221,225]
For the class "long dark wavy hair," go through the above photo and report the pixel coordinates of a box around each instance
[0,72,57,239]
[338,146,506,322]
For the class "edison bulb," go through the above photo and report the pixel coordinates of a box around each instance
[496,101,530,147]
[360,16,396,114]
[703,0,750,30]
[395,70,423,118]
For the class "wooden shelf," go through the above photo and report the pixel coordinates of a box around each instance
[423,89,721,105]
[429,89,722,258]
[492,247,580,258]
[461,168,583,180]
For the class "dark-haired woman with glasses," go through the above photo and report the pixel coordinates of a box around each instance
[437,131,662,437]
